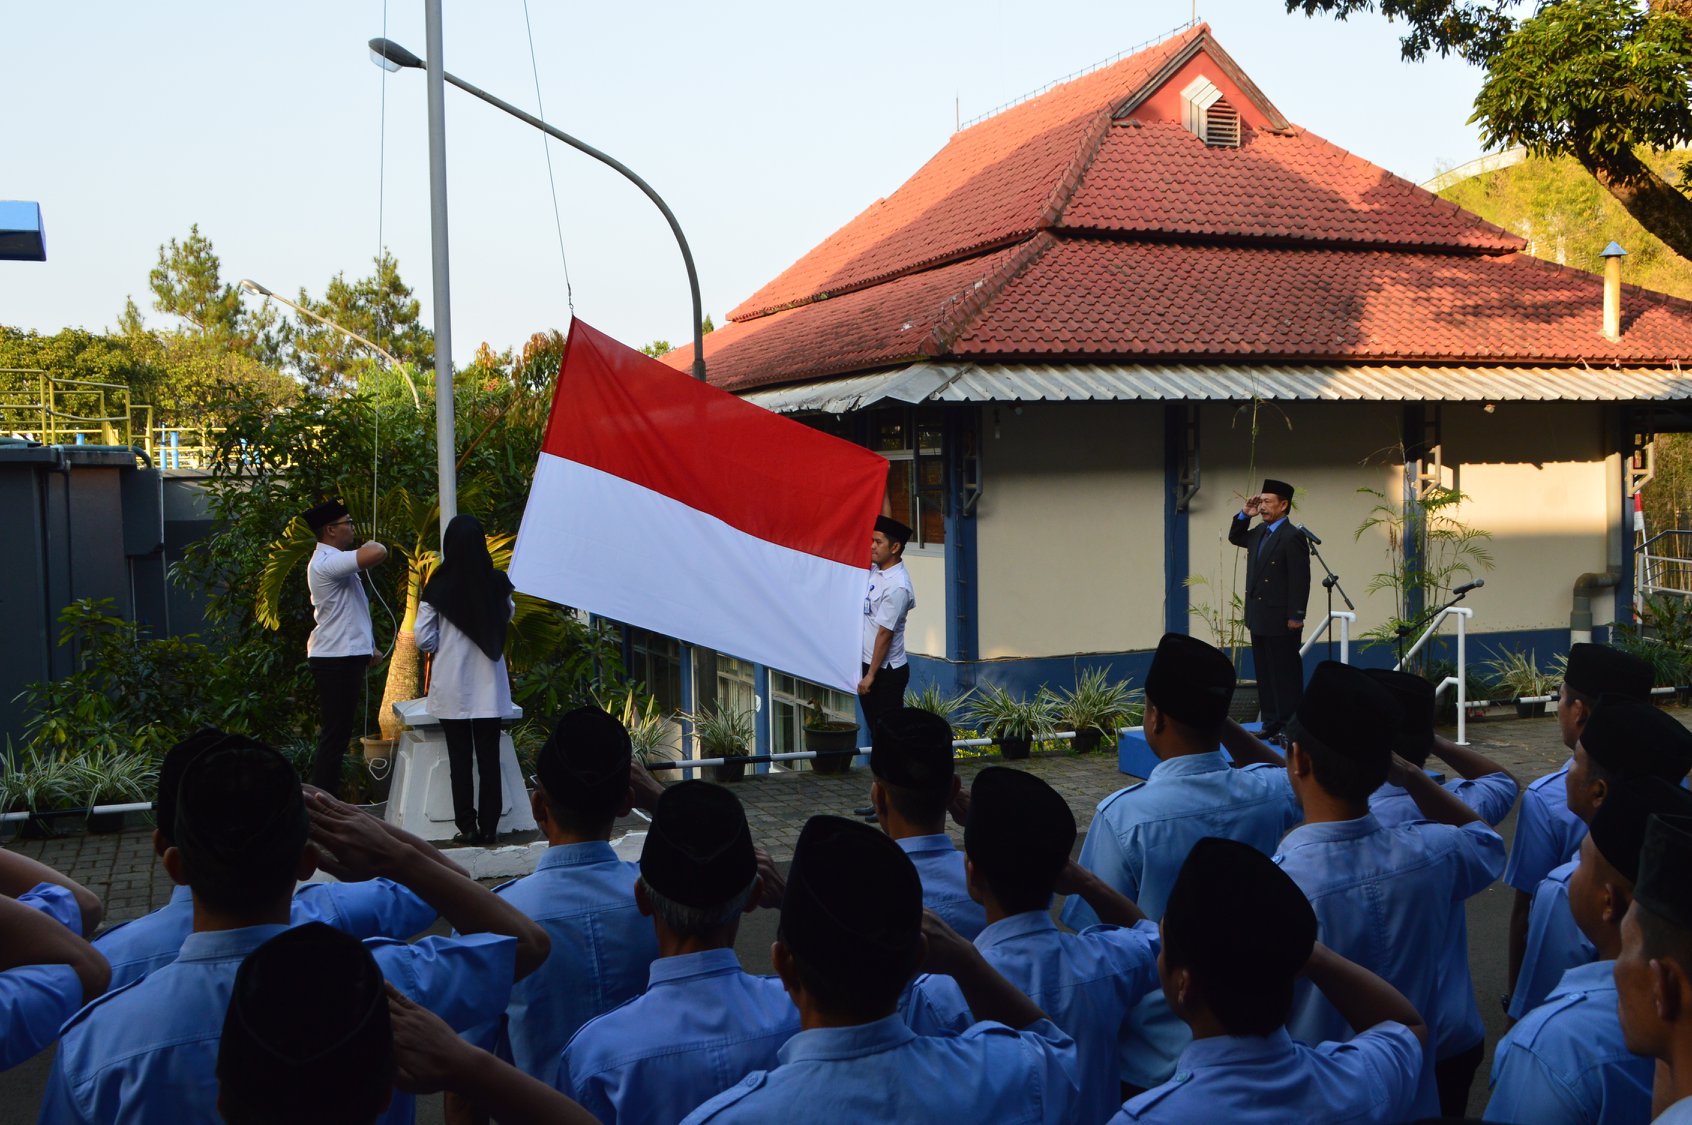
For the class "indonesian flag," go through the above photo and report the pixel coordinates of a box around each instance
[509,321,889,693]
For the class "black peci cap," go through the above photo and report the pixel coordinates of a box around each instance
[1146,634,1236,730]
[1363,669,1437,764]
[1635,813,1692,931]
[640,780,757,909]
[779,815,923,979]
[964,767,1075,894]
[1588,776,1692,884]
[302,499,349,533]
[871,708,955,791]
[174,741,308,887]
[1564,643,1653,702]
[535,707,633,814]
[1286,661,1401,772]
[1578,697,1692,783]
[874,515,913,546]
[1163,836,1315,993]
[1261,479,1294,501]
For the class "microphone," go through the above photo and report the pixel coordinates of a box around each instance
[1299,526,1322,545]
[1452,579,1486,596]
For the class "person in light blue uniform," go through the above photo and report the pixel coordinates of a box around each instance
[865,708,986,939]
[39,738,550,1125]
[1,846,102,938]
[0,873,109,1071]
[965,766,1160,1125]
[559,780,793,1125]
[1111,836,1426,1124]
[93,728,437,990]
[1363,668,1517,1113]
[1487,776,1692,1124]
[681,815,1079,1124]
[1614,811,1692,1124]
[1272,661,1504,1119]
[1505,643,1653,1011]
[1511,696,1692,1020]
[1065,633,1300,1090]
[480,707,660,1080]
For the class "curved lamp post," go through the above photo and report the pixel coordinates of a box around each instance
[368,36,707,384]
[237,278,422,409]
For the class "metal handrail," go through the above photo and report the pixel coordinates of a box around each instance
[1395,606,1474,745]
[1299,611,1356,662]
[1636,530,1692,600]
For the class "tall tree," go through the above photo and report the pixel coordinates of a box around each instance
[132,224,284,363]
[292,251,433,392]
[1286,0,1692,261]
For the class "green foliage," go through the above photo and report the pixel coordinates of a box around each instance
[1183,573,1249,667]
[639,340,673,358]
[902,683,975,725]
[292,251,434,392]
[1478,647,1555,698]
[1053,668,1144,735]
[598,686,677,766]
[964,684,1059,742]
[1355,482,1494,648]
[147,224,245,341]
[682,703,755,757]
[1614,593,1692,686]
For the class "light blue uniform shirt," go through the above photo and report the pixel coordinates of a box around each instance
[976,912,1160,1125]
[485,840,659,1079]
[39,922,516,1125]
[1503,760,1586,894]
[560,947,799,1125]
[1368,771,1519,830]
[1,963,83,1072]
[93,878,438,990]
[1064,751,1300,1086]
[1509,857,1597,1020]
[1276,814,1504,1117]
[679,1013,1080,1124]
[1109,1024,1423,1124]
[1367,772,1518,1058]
[1486,960,1652,1125]
[19,882,83,933]
[895,834,987,940]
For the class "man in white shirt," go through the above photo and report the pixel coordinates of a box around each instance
[860,515,915,736]
[302,499,388,797]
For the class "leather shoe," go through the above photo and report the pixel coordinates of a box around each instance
[852,806,874,817]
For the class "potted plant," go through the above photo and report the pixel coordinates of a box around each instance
[82,747,159,833]
[903,683,975,727]
[603,687,679,768]
[683,704,755,783]
[1479,647,1553,718]
[0,747,86,838]
[1054,668,1142,753]
[964,684,1057,760]
[803,700,860,775]
[1184,577,1259,721]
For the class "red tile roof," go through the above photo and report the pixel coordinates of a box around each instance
[666,25,1692,387]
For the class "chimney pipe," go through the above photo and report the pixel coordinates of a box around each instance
[1601,242,1627,341]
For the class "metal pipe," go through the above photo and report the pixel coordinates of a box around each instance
[1571,569,1620,645]
[423,2,459,534]
[0,801,153,826]
[237,280,420,409]
[646,727,1132,769]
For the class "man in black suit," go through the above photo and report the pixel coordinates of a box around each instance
[1227,478,1310,739]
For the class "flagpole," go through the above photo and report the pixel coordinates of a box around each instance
[423,0,459,534]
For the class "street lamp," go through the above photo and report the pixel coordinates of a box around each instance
[368,35,708,384]
[236,279,421,409]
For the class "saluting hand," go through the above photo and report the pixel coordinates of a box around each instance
[388,983,473,1094]
[304,786,407,882]
[918,908,980,976]
[753,846,785,909]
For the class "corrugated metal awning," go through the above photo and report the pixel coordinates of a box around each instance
[739,361,1692,412]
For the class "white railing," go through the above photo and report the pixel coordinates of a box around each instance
[1299,611,1357,663]
[1395,606,1474,745]
[1637,530,1692,603]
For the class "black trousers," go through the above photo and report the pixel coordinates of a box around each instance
[1250,631,1305,732]
[442,717,503,839]
[309,654,370,797]
[1435,1038,1485,1118]
[860,661,911,741]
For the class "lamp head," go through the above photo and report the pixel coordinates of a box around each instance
[237,279,272,298]
[368,38,423,72]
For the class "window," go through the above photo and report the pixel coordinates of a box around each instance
[1179,76,1242,148]
[715,655,757,719]
[627,628,682,714]
[770,673,858,771]
[869,407,947,549]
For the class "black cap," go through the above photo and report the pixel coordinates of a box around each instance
[964,767,1074,892]
[302,499,349,533]
[218,923,392,1118]
[1589,776,1692,883]
[1565,643,1653,701]
[1286,661,1401,768]
[1636,813,1692,931]
[1261,479,1294,501]
[1578,697,1692,783]
[1163,836,1316,992]
[535,707,632,812]
[1364,669,1437,764]
[874,515,913,546]
[640,781,756,909]
[1145,633,1235,729]
[871,708,955,791]
[155,728,267,844]
[780,815,922,978]
[174,741,307,883]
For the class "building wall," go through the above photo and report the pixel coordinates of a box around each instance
[902,552,947,658]
[975,402,1164,658]
[1439,402,1614,634]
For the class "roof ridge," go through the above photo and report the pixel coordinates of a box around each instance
[1037,108,1115,229]
[924,232,1059,356]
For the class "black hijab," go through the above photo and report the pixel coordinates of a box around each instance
[420,514,515,662]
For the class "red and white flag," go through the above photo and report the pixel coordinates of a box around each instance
[509,321,888,693]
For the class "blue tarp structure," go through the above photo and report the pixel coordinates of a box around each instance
[0,201,46,261]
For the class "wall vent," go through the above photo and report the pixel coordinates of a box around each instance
[1180,76,1241,148]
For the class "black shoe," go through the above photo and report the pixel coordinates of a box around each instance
[451,831,476,846]
[853,806,874,817]
[478,830,498,846]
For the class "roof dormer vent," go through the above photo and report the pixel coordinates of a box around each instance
[1180,76,1241,148]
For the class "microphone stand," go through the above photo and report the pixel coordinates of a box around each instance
[1305,534,1355,663]
[1394,586,1478,668]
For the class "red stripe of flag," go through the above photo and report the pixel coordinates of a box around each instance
[541,321,888,568]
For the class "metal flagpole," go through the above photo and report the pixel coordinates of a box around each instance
[424,0,458,536]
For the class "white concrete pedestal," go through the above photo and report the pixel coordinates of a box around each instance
[385,698,538,841]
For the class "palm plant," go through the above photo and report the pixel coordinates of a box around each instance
[902,683,975,726]
[1054,669,1143,751]
[964,685,1058,757]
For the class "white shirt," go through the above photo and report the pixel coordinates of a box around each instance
[863,561,915,669]
[306,542,374,658]
[415,598,515,720]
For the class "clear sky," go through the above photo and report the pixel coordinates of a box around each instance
[1,1,1491,364]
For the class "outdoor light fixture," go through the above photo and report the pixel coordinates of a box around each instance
[366,35,707,383]
[237,278,421,409]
